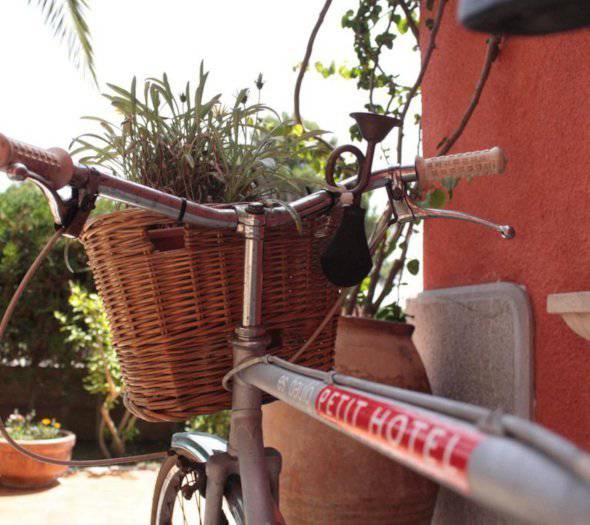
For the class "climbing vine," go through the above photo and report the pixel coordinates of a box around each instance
[295,0,500,318]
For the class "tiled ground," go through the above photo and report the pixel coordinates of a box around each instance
[0,465,161,524]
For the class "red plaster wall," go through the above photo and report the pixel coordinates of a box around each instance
[421,1,590,447]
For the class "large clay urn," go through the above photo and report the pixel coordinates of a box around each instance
[262,316,438,524]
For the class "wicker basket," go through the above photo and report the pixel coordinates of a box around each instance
[81,208,340,422]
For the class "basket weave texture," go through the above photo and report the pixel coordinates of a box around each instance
[81,209,339,422]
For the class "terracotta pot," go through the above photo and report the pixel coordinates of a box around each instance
[263,316,438,524]
[0,431,76,488]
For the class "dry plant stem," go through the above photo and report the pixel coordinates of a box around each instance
[344,283,362,316]
[97,339,129,456]
[362,223,405,316]
[363,222,402,306]
[99,343,118,399]
[117,411,138,449]
[125,415,137,437]
[368,10,396,110]
[294,0,334,151]
[365,232,389,303]
[437,35,501,155]
[294,0,332,125]
[118,410,132,434]
[396,0,447,164]
[343,211,394,316]
[373,225,413,312]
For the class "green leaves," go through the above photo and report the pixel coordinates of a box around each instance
[323,0,421,141]
[55,283,118,397]
[407,259,420,275]
[375,302,406,322]
[424,188,446,209]
[186,411,230,440]
[315,61,336,78]
[0,184,93,368]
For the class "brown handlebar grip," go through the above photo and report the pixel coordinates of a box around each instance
[415,147,507,184]
[0,133,74,189]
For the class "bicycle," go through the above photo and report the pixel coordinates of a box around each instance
[0,112,588,525]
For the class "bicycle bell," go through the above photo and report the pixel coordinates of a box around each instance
[321,112,399,288]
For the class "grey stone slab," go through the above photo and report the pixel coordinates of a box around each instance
[406,282,533,525]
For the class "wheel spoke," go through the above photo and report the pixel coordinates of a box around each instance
[153,456,234,525]
[178,480,187,524]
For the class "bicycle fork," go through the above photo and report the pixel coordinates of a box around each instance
[203,203,282,525]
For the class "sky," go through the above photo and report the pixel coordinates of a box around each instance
[0,0,423,302]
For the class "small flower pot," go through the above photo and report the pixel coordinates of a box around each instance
[0,431,76,488]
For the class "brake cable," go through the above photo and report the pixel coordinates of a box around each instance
[0,228,166,467]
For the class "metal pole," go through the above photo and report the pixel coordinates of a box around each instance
[228,204,276,525]
[241,361,590,525]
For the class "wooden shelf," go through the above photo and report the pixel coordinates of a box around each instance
[547,292,590,341]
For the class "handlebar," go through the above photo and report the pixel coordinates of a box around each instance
[0,133,74,189]
[0,130,513,237]
[415,147,507,184]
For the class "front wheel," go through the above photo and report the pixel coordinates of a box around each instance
[151,453,243,525]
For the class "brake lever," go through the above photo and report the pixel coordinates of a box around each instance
[6,163,98,238]
[387,173,515,239]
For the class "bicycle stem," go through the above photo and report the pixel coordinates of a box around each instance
[225,204,280,525]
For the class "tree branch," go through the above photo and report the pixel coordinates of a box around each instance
[97,415,111,459]
[437,35,501,155]
[396,0,447,164]
[100,401,125,457]
[294,0,333,128]
[399,0,419,41]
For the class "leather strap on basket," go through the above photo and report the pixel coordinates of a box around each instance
[0,228,166,466]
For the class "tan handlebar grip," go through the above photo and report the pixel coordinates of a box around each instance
[415,147,507,184]
[0,133,74,189]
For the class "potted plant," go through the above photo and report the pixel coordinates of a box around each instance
[0,410,75,488]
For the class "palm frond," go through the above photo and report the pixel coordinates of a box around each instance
[28,0,96,84]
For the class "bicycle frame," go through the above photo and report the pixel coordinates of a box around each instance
[202,203,588,525]
[1,131,588,523]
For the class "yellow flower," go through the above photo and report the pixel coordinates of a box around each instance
[53,422,61,429]
[41,418,51,426]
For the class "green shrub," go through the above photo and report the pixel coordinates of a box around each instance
[186,411,230,440]
[55,283,137,457]
[0,184,90,369]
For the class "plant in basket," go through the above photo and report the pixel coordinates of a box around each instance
[72,64,326,204]
[0,410,75,488]
[70,65,341,424]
